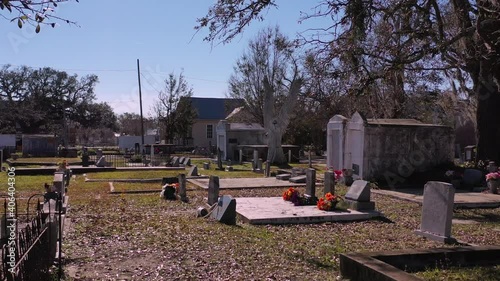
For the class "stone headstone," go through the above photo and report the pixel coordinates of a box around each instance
[178,174,188,202]
[225,166,234,171]
[183,157,191,166]
[345,180,370,202]
[208,175,220,205]
[289,175,306,183]
[172,156,180,167]
[462,169,482,186]
[239,149,243,164]
[53,172,65,197]
[276,174,291,181]
[324,171,335,195]
[305,168,316,197]
[344,180,375,210]
[188,165,199,177]
[179,157,186,165]
[203,162,210,170]
[210,195,237,225]
[415,181,457,244]
[96,156,108,167]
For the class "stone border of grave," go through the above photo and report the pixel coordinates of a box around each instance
[339,245,500,281]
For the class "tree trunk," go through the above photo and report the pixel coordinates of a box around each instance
[267,125,286,164]
[476,60,500,163]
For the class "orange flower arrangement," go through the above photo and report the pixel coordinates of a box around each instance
[282,187,298,201]
[317,192,339,211]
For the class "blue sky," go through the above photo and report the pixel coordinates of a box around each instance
[0,0,325,116]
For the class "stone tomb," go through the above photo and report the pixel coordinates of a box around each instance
[236,197,380,225]
[344,180,375,211]
[415,181,457,244]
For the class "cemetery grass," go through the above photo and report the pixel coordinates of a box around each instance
[2,171,500,280]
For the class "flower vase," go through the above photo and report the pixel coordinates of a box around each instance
[487,179,499,194]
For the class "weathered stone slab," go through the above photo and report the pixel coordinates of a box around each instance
[178,174,188,202]
[171,157,180,167]
[210,195,236,225]
[188,165,199,177]
[305,168,316,197]
[415,181,457,244]
[236,197,380,225]
[324,171,335,195]
[289,175,307,183]
[53,172,65,196]
[343,199,375,211]
[345,180,370,202]
[183,157,191,166]
[179,157,186,165]
[188,177,305,189]
[276,173,291,181]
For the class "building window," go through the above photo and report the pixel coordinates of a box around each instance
[206,124,213,139]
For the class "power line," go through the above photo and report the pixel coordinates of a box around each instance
[140,73,163,95]
[0,63,136,73]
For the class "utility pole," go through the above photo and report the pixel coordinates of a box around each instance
[137,59,145,155]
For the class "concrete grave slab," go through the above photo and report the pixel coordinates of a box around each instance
[276,173,291,181]
[372,189,500,208]
[236,197,380,225]
[188,177,306,189]
[289,175,306,183]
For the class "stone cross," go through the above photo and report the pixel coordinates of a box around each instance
[178,173,188,202]
[305,168,316,197]
[415,181,457,244]
[208,175,220,205]
[324,171,335,195]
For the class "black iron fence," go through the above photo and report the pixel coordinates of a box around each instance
[90,153,172,167]
[1,198,61,281]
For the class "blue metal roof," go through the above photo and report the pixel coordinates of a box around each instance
[189,97,243,120]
